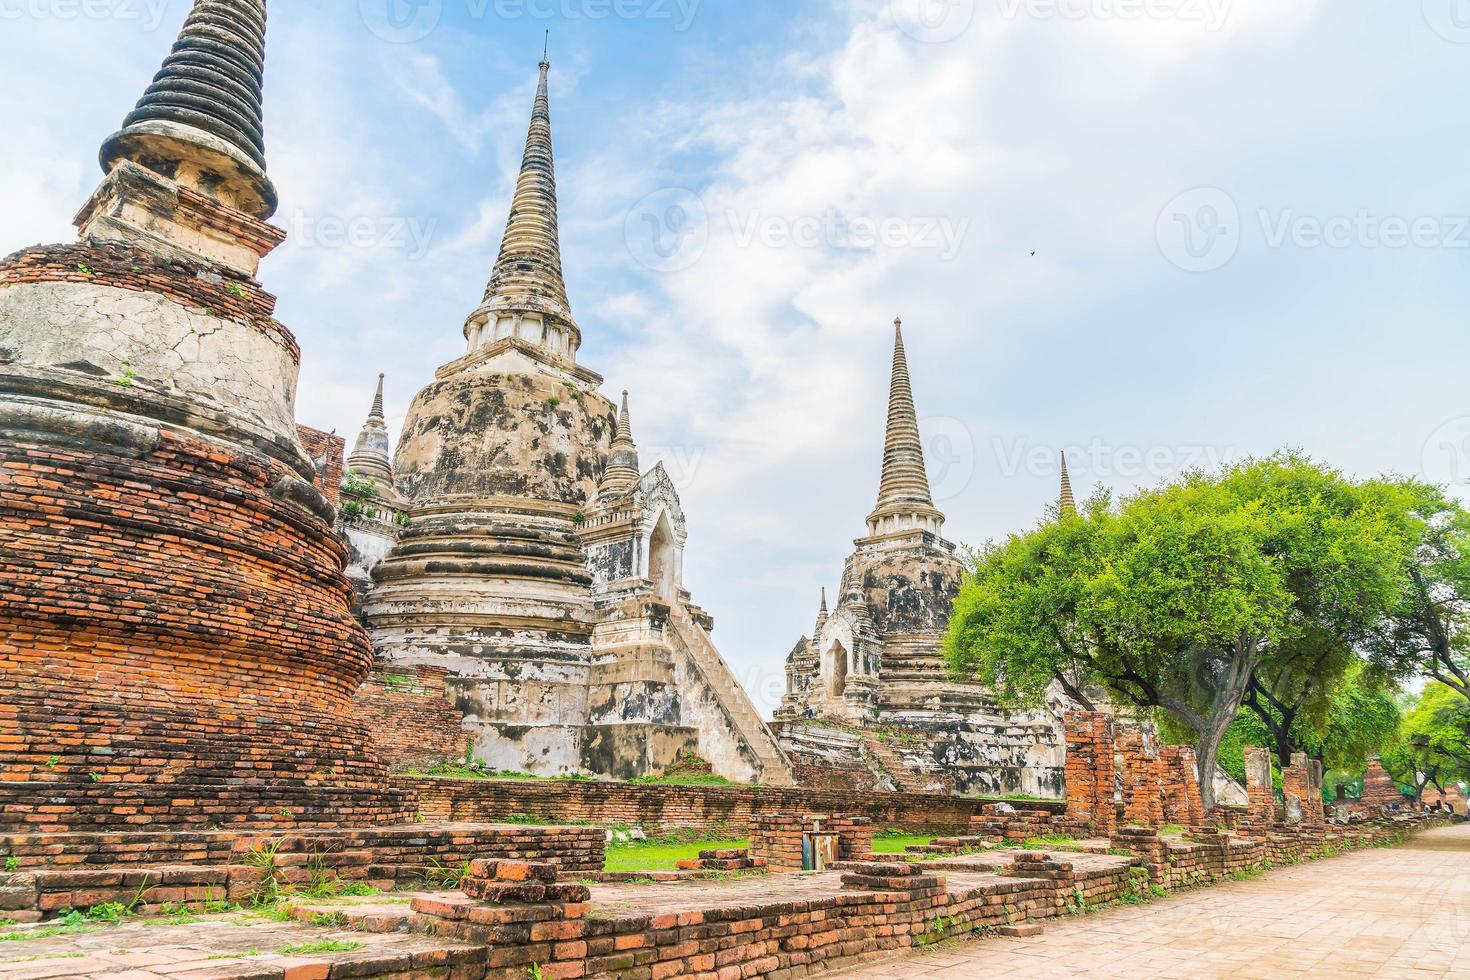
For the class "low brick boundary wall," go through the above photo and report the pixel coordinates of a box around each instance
[402,777,1042,834]
[399,819,1454,979]
[0,823,605,921]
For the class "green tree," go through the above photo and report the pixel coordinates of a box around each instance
[1382,683,1470,800]
[946,454,1413,811]
[1368,481,1470,703]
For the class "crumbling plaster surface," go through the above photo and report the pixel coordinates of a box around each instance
[392,363,613,507]
[0,281,298,442]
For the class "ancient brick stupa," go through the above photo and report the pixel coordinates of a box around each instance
[774,321,1065,796]
[0,0,412,830]
[1360,759,1408,811]
[353,59,793,785]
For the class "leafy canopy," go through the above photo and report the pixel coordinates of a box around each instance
[945,453,1418,809]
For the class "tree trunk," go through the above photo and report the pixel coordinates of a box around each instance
[1195,735,1220,814]
[1272,719,1296,771]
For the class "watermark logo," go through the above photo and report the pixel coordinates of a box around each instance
[645,444,708,493]
[359,0,443,43]
[891,0,977,43]
[1157,187,1240,273]
[624,188,710,273]
[0,0,171,29]
[1423,0,1470,43]
[923,416,978,503]
[1422,417,1470,492]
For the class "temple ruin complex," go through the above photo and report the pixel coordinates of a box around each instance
[0,5,1464,977]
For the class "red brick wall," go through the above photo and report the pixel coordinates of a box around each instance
[297,425,345,507]
[1360,760,1405,810]
[404,778,995,835]
[1243,746,1277,827]
[0,426,412,832]
[1160,746,1204,829]
[1117,725,1164,828]
[351,663,471,771]
[1063,711,1116,836]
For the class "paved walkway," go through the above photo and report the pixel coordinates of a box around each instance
[823,823,1470,980]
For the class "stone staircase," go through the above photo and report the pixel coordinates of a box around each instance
[668,604,797,787]
[861,733,927,794]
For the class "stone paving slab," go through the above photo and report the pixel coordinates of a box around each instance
[0,910,482,979]
[817,823,1470,979]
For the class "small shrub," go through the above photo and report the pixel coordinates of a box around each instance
[425,859,473,889]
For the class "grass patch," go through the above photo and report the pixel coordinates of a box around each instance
[0,926,78,943]
[628,773,739,787]
[629,754,741,787]
[407,762,548,781]
[604,838,748,873]
[1021,836,1083,851]
[276,940,361,955]
[871,834,934,854]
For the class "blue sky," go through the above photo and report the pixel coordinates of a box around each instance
[4,0,1470,714]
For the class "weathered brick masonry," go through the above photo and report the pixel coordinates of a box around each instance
[405,777,1003,835]
[298,424,345,506]
[1061,710,1116,836]
[351,664,472,771]
[0,243,413,832]
[0,824,605,921]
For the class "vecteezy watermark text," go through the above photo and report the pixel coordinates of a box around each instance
[0,0,170,29]
[1158,187,1470,272]
[358,0,700,43]
[727,211,970,260]
[994,0,1232,31]
[623,190,971,273]
[994,437,1241,481]
[285,212,438,261]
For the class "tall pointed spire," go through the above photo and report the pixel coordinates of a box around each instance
[99,0,277,219]
[813,588,829,638]
[599,391,642,500]
[347,374,393,485]
[1059,451,1077,517]
[463,54,578,361]
[866,318,945,537]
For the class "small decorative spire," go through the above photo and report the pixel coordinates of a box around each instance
[347,373,393,485]
[813,588,829,638]
[1059,451,1077,517]
[598,391,641,500]
[464,55,576,358]
[369,373,386,421]
[99,0,277,219]
[866,317,945,537]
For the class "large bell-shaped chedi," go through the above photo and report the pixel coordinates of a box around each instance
[0,0,412,829]
[360,60,794,784]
